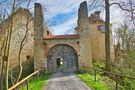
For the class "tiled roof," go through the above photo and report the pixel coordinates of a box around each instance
[43,34,80,40]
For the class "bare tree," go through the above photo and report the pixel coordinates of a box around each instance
[112,0,135,51]
[89,0,135,70]
[0,0,16,89]
[0,0,33,89]
[15,0,32,83]
[5,0,16,89]
[89,0,112,71]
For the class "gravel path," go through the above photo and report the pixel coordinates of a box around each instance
[44,72,91,90]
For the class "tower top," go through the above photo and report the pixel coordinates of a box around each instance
[78,1,88,27]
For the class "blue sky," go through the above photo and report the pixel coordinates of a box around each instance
[0,0,124,35]
[42,0,91,35]
[39,0,124,35]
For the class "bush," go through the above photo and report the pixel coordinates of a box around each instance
[124,50,135,69]
[113,66,135,90]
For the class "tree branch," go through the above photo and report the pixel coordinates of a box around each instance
[110,2,135,12]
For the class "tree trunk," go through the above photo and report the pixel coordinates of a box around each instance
[105,0,111,71]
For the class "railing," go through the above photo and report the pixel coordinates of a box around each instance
[8,67,47,90]
[8,66,135,90]
[80,66,135,90]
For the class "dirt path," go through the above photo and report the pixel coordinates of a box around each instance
[44,72,91,90]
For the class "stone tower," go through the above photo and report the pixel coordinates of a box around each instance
[78,1,92,68]
[88,11,115,61]
[34,3,46,70]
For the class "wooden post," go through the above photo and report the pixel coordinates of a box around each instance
[37,72,39,81]
[115,75,118,90]
[94,68,97,82]
[26,79,29,90]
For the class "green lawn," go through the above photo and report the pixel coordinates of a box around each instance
[20,73,51,90]
[77,72,110,90]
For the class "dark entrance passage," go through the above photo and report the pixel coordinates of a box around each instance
[56,58,63,69]
[47,44,78,72]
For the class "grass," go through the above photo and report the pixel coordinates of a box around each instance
[77,72,110,90]
[20,73,51,90]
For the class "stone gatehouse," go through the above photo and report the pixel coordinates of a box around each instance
[0,1,114,73]
[34,1,114,72]
[43,35,80,72]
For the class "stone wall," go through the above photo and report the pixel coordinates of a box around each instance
[0,8,34,70]
[0,1,115,73]
[76,1,115,65]
[89,13,115,61]
[44,38,80,66]
[89,22,106,60]
[34,3,46,70]
[77,1,93,68]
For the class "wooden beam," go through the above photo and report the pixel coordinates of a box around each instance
[8,70,40,90]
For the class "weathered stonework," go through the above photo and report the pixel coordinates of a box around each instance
[0,1,115,73]
[77,1,92,68]
[34,3,46,70]
[0,8,34,70]
[33,3,92,72]
[88,11,115,61]
[43,36,80,72]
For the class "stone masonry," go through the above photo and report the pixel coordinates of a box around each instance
[0,8,34,70]
[0,1,115,73]
[34,3,46,70]
[77,1,93,68]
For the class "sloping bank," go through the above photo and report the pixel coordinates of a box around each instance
[77,72,115,90]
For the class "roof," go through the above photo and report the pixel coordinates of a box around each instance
[43,34,80,40]
[88,11,104,23]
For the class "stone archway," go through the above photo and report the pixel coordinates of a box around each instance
[47,44,78,72]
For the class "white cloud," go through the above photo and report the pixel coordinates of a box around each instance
[27,0,90,35]
[30,0,123,35]
[50,16,78,35]
[43,0,90,35]
[44,0,89,19]
[109,5,128,35]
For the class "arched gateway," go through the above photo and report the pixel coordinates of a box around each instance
[34,2,115,72]
[47,44,78,72]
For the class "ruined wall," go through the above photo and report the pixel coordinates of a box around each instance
[88,13,115,61]
[0,8,34,70]
[34,3,46,70]
[76,2,115,65]
[77,1,93,68]
[89,21,106,61]
[0,1,115,73]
